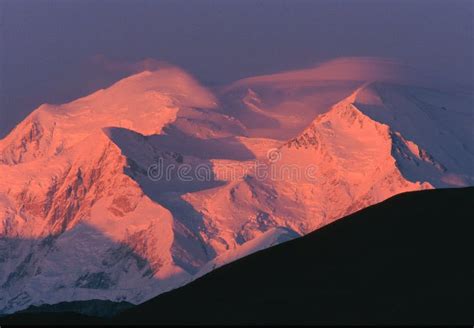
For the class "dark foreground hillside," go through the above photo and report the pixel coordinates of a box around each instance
[3,187,473,325]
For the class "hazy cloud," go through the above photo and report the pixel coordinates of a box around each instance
[89,55,174,74]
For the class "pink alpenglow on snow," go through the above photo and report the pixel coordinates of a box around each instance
[0,58,472,314]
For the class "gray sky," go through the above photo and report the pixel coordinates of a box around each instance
[1,0,473,137]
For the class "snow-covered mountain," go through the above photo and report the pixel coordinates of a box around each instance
[0,59,472,314]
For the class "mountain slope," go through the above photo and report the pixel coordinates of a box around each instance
[115,187,474,325]
[0,59,472,314]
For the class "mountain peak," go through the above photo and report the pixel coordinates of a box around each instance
[100,68,218,110]
[286,81,473,188]
[0,68,229,165]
